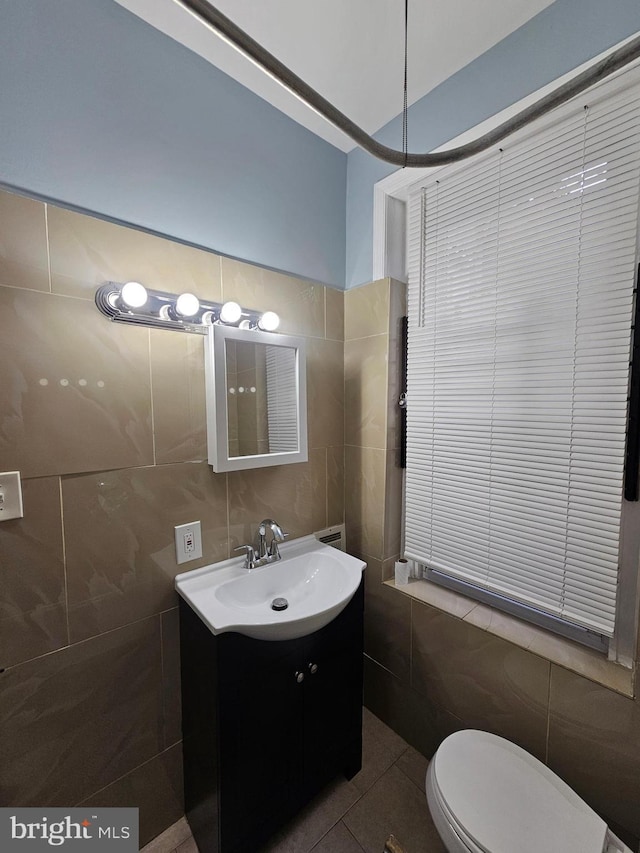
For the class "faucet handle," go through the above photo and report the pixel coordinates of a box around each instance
[254,524,268,559]
[234,543,257,569]
[267,531,289,558]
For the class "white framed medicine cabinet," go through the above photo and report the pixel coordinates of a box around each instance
[205,324,308,472]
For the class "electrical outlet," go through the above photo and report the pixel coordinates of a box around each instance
[0,471,23,522]
[175,520,203,565]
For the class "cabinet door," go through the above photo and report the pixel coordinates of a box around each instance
[302,583,364,795]
[217,633,305,852]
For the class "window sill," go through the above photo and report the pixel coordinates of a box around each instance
[385,577,635,698]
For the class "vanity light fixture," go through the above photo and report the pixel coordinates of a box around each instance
[174,292,201,318]
[258,310,280,332]
[219,300,242,324]
[118,280,148,309]
[95,282,280,335]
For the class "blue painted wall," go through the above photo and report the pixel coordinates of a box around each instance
[346,0,640,288]
[1,0,638,289]
[0,0,347,288]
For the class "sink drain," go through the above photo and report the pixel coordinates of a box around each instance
[271,597,288,611]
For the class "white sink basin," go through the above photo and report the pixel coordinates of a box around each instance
[175,534,365,641]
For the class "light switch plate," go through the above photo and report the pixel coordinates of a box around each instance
[0,471,24,521]
[175,520,203,565]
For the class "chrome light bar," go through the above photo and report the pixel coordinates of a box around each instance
[95,282,280,335]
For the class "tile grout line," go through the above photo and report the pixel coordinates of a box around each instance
[344,330,390,343]
[324,720,413,849]
[304,727,403,853]
[310,785,369,852]
[141,817,192,853]
[325,447,329,528]
[392,746,429,797]
[323,286,327,339]
[159,611,166,750]
[148,330,157,466]
[409,600,413,690]
[142,828,190,851]
[342,820,367,853]
[225,472,231,558]
[73,741,181,808]
[44,203,52,293]
[545,664,552,765]
[325,747,417,852]
[344,442,389,453]
[58,475,71,647]
[343,305,347,530]
[1,610,170,674]
[309,816,362,853]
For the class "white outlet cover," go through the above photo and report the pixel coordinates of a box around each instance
[0,471,23,522]
[175,520,203,564]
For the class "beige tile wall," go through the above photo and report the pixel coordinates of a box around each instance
[0,188,344,845]
[6,190,638,846]
[365,599,640,843]
[346,281,640,846]
[344,278,406,569]
[344,277,408,681]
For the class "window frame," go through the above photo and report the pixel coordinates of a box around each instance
[374,48,640,666]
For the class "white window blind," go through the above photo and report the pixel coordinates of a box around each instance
[405,68,640,638]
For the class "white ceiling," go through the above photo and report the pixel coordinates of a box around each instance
[115,0,556,152]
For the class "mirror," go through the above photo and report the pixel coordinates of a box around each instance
[205,324,308,472]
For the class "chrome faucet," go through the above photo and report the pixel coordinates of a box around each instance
[234,518,288,569]
[255,518,288,560]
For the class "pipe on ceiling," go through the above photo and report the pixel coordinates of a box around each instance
[179,0,640,168]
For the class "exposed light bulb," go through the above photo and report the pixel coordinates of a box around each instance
[258,311,280,332]
[120,281,148,308]
[219,301,242,324]
[175,292,200,317]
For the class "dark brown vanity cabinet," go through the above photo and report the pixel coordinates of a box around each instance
[179,579,364,853]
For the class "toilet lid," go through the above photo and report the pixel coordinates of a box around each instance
[431,730,607,853]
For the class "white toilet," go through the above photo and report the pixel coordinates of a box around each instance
[426,729,631,853]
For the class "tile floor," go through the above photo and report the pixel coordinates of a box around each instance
[140,708,447,853]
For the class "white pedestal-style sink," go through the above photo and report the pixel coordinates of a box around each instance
[175,534,366,640]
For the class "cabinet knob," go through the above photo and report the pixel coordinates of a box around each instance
[295,671,305,683]
[308,663,318,675]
